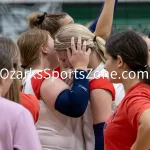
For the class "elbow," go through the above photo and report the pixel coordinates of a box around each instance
[70,105,87,118]
[55,97,88,118]
[63,98,88,118]
[55,104,87,118]
[67,109,86,118]
[95,28,111,40]
[55,89,89,118]
[98,32,110,41]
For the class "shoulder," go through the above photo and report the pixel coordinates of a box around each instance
[90,77,115,100]
[0,97,32,125]
[123,83,150,108]
[20,92,39,122]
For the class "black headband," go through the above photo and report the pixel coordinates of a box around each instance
[21,65,27,69]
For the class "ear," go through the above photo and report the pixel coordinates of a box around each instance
[117,55,124,69]
[40,45,49,55]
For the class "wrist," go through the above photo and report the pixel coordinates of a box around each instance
[73,66,87,71]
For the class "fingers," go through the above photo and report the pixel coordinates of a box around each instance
[82,41,87,52]
[71,37,76,54]
[77,36,82,51]
[67,48,71,58]
[86,48,91,55]
[70,36,91,59]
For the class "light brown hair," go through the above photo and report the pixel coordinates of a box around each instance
[0,37,20,103]
[17,29,50,69]
[27,12,68,38]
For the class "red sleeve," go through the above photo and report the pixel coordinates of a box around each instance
[20,92,40,124]
[126,95,150,130]
[89,77,115,101]
[54,66,62,79]
[31,70,53,99]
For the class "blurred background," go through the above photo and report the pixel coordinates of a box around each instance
[0,0,150,41]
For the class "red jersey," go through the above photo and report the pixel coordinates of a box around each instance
[20,92,40,123]
[104,82,150,150]
[89,77,115,101]
[55,66,116,100]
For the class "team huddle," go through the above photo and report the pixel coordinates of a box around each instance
[0,0,150,150]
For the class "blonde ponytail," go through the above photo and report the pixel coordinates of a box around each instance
[93,36,106,63]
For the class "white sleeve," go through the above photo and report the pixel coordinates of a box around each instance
[113,83,125,106]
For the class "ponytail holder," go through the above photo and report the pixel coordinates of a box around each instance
[140,65,148,71]
[37,12,47,24]
[144,65,148,69]
[93,36,97,42]
[21,65,27,69]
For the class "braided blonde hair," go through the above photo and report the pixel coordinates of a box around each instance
[54,23,106,63]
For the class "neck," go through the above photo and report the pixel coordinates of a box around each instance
[122,77,140,93]
[0,86,2,97]
[88,51,102,70]
[30,57,53,71]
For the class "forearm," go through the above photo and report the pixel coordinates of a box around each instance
[55,70,90,118]
[89,0,118,34]
[94,0,116,40]
[131,124,150,150]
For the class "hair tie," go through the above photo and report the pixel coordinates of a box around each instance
[93,36,97,42]
[21,65,27,69]
[139,65,148,71]
[37,12,47,25]
[144,65,148,69]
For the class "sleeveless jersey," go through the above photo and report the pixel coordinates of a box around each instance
[22,69,94,150]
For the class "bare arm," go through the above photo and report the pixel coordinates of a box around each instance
[94,0,116,40]
[40,77,69,109]
[131,109,150,150]
[90,89,112,124]
[40,37,91,117]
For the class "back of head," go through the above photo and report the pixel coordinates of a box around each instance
[0,48,13,98]
[0,37,20,103]
[105,30,150,85]
[54,23,106,63]
[0,48,12,73]
[0,37,19,70]
[17,28,49,69]
[27,12,68,38]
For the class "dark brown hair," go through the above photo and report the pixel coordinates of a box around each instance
[105,30,150,85]
[27,12,68,38]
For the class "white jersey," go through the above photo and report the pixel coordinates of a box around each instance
[22,69,94,150]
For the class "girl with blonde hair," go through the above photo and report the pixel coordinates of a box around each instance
[54,23,125,149]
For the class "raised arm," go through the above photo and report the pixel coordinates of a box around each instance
[93,0,117,40]
[89,0,118,33]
